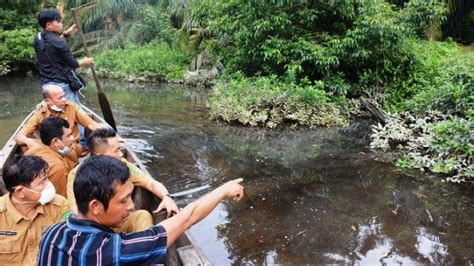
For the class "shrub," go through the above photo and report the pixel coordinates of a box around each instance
[94,42,190,81]
[0,28,36,74]
[209,74,346,128]
[371,113,473,182]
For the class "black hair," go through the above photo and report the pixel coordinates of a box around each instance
[74,155,130,215]
[39,116,70,145]
[2,155,49,192]
[38,8,62,29]
[87,128,117,155]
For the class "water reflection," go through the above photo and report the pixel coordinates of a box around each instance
[0,76,473,264]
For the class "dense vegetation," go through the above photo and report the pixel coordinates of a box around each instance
[1,0,473,182]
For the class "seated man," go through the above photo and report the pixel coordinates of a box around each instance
[67,128,179,231]
[38,156,243,265]
[15,84,102,153]
[25,116,78,197]
[0,155,70,265]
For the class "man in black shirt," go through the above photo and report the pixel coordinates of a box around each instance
[34,8,93,104]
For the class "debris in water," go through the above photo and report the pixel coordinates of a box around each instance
[295,230,307,237]
[426,209,434,222]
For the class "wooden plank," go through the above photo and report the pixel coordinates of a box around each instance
[177,245,204,266]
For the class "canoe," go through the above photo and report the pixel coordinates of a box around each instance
[0,103,210,265]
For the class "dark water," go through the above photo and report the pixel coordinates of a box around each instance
[1,76,473,265]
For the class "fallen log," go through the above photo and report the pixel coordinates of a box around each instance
[360,96,388,125]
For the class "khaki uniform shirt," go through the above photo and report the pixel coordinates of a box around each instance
[0,194,70,265]
[67,158,153,214]
[21,101,94,148]
[25,144,78,197]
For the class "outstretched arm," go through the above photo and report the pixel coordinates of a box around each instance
[159,178,244,247]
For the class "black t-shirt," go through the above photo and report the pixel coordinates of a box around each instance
[34,30,79,84]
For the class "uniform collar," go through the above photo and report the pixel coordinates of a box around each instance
[4,193,44,224]
[39,100,70,114]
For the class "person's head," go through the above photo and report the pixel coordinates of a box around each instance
[38,8,63,33]
[2,155,55,205]
[74,155,133,228]
[42,84,67,111]
[39,116,73,154]
[88,128,123,158]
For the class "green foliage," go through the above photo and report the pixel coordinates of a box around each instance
[408,50,473,118]
[94,42,190,81]
[373,114,473,181]
[209,74,346,128]
[129,5,175,45]
[383,39,464,112]
[429,118,473,158]
[399,0,448,40]
[201,1,410,97]
[0,8,37,30]
[0,28,36,74]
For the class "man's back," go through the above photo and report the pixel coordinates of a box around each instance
[34,30,79,84]
[38,216,168,265]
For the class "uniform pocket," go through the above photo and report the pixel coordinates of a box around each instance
[0,232,21,253]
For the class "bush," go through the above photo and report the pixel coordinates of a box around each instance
[0,7,37,30]
[208,74,346,128]
[128,5,175,45]
[371,113,473,182]
[94,42,190,81]
[0,28,36,74]
[398,0,447,40]
[383,39,468,113]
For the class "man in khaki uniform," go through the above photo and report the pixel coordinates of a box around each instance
[25,116,78,197]
[0,155,70,265]
[67,128,179,232]
[15,84,102,154]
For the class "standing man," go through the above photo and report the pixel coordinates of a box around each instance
[34,8,93,103]
[0,155,70,265]
[38,156,244,265]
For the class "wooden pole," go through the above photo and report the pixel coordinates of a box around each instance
[71,8,117,131]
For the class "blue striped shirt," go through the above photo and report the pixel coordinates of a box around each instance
[37,216,167,265]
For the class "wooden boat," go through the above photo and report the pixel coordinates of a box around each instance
[0,103,210,265]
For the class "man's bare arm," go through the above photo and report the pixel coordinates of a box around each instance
[159,178,244,247]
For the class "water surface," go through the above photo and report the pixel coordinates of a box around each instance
[1,76,473,264]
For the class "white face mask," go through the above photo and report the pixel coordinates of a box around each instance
[57,137,73,155]
[37,181,56,205]
[13,181,56,205]
[58,146,72,155]
[50,104,63,112]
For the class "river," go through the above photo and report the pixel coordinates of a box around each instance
[1,76,473,264]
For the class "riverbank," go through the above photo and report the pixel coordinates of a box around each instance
[1,77,474,264]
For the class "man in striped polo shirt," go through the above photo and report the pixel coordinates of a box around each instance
[38,155,244,265]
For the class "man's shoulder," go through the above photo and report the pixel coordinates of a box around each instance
[64,101,83,114]
[48,194,68,207]
[0,194,8,212]
[69,164,80,175]
[43,31,66,46]
[34,101,49,112]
